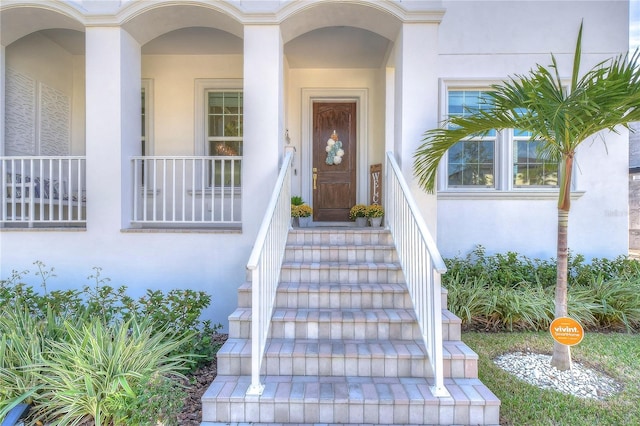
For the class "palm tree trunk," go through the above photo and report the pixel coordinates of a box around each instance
[551,153,573,370]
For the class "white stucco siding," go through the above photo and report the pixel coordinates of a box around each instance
[569,130,630,258]
[439,0,629,56]
[0,229,247,331]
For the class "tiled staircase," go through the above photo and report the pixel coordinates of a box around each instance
[201,228,500,425]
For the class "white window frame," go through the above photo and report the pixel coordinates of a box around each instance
[194,79,243,192]
[194,79,242,156]
[437,80,583,200]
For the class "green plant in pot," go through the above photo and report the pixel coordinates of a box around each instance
[366,204,384,227]
[350,204,368,226]
[291,197,312,226]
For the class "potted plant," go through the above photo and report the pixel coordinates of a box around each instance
[349,204,368,227]
[366,204,384,227]
[291,197,312,227]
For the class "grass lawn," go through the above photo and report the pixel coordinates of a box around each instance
[463,331,640,426]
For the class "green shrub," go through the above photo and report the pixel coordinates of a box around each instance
[0,302,53,418]
[0,263,222,369]
[443,246,640,332]
[122,374,187,426]
[32,317,193,426]
[0,263,225,425]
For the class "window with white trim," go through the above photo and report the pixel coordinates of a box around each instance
[442,88,558,191]
[205,90,242,188]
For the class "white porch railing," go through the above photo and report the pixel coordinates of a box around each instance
[131,156,241,226]
[246,152,293,396]
[384,151,450,397]
[1,156,86,226]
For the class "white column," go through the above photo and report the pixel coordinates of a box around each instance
[242,24,284,237]
[85,27,140,230]
[395,22,440,233]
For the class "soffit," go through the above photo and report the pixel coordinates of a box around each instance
[0,6,84,46]
[142,27,242,55]
[121,4,244,46]
[284,26,391,69]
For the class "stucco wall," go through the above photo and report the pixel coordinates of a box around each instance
[142,54,243,155]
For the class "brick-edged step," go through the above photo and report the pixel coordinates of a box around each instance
[201,375,500,425]
[238,282,413,310]
[280,261,404,284]
[237,282,451,311]
[269,308,421,340]
[276,282,413,310]
[216,338,479,379]
[284,243,398,263]
[228,307,460,342]
[286,228,394,246]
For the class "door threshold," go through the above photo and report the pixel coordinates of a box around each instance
[309,221,356,227]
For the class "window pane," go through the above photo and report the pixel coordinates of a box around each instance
[448,140,495,187]
[208,116,223,137]
[207,92,244,137]
[513,139,558,187]
[447,90,496,188]
[224,116,240,137]
[514,129,531,137]
[448,91,464,114]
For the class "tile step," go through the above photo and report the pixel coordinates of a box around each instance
[216,338,478,379]
[237,282,449,310]
[284,244,398,263]
[269,308,421,340]
[286,229,394,246]
[228,308,461,341]
[201,375,500,425]
[280,262,404,284]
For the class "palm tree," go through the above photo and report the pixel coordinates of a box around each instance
[413,24,640,370]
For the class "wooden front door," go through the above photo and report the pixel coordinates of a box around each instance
[312,102,357,221]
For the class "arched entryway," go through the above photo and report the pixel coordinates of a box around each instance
[280,1,400,222]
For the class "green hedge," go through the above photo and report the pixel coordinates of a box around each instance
[0,262,224,425]
[443,246,640,332]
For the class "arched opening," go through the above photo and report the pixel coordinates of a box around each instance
[1,5,86,225]
[124,4,245,226]
[280,2,401,221]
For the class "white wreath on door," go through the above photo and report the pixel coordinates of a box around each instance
[325,130,344,165]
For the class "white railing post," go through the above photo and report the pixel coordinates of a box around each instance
[384,151,450,397]
[246,152,293,396]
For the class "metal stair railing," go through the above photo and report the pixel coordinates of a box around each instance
[384,151,450,397]
[245,151,293,395]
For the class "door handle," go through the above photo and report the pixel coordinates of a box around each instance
[312,168,318,190]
